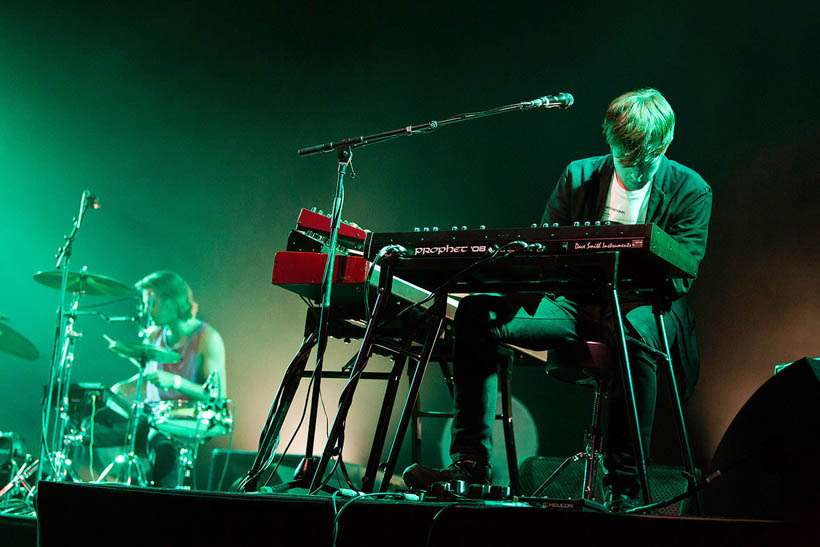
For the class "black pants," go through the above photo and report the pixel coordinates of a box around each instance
[149,432,180,488]
[450,293,674,496]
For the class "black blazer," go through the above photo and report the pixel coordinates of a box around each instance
[541,154,713,398]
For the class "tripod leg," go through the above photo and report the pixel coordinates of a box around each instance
[655,311,701,514]
[610,276,652,504]
[532,453,583,497]
[499,351,519,493]
[241,331,317,492]
[308,264,395,493]
[361,350,408,493]
[378,296,447,492]
[582,381,606,501]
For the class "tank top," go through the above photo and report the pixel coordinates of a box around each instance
[144,322,208,403]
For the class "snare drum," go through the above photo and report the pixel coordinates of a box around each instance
[149,400,232,442]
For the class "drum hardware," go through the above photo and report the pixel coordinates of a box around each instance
[36,279,140,483]
[40,285,83,482]
[75,382,134,422]
[176,446,196,488]
[35,190,117,486]
[0,432,25,468]
[94,378,149,486]
[104,335,181,367]
[148,398,233,489]
[32,270,137,298]
[95,294,158,487]
[102,332,182,484]
[0,316,39,361]
[0,457,38,510]
[62,429,89,448]
[149,400,232,442]
[0,432,37,513]
[73,309,140,323]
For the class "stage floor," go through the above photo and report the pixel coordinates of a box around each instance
[22,481,818,547]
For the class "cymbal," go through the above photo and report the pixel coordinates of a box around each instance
[33,270,138,297]
[0,319,39,360]
[107,340,181,365]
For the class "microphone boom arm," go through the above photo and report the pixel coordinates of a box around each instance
[297,92,573,157]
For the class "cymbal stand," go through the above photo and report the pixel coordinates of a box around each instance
[95,354,150,486]
[38,190,97,484]
[95,291,154,487]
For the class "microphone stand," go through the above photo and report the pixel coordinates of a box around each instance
[274,146,351,490]
[249,93,571,493]
[296,93,572,157]
[38,191,97,485]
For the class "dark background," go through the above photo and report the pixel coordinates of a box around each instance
[0,1,817,487]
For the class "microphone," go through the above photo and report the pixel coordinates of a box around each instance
[86,192,100,210]
[76,190,100,228]
[526,92,574,109]
[81,190,100,211]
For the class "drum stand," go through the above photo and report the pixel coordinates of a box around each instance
[0,459,38,511]
[41,290,83,482]
[172,443,201,489]
[155,396,231,490]
[95,362,149,486]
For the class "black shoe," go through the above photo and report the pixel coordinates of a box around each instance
[605,491,642,513]
[402,460,491,490]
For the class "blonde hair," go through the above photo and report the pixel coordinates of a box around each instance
[602,88,675,167]
[135,270,196,321]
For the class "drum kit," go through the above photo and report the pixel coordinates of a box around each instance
[0,192,233,510]
[34,269,232,490]
[0,316,41,512]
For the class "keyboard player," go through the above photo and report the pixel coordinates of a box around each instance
[402,88,712,512]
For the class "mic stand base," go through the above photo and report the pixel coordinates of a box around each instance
[262,456,337,494]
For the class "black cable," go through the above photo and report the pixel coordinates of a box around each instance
[337,456,356,490]
[300,297,320,321]
[320,390,330,441]
[425,503,466,547]
[241,331,316,490]
[624,469,721,515]
[390,240,530,323]
[364,244,408,322]
[307,361,365,493]
[260,371,317,488]
[330,492,409,547]
[312,241,533,495]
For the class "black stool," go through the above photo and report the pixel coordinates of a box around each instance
[413,342,612,499]
[527,341,613,501]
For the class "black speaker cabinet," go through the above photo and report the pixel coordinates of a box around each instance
[703,357,820,520]
[208,449,273,491]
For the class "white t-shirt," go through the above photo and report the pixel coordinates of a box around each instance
[602,170,652,224]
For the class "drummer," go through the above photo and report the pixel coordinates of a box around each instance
[112,270,226,487]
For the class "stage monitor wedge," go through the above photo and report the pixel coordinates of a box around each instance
[703,357,820,520]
